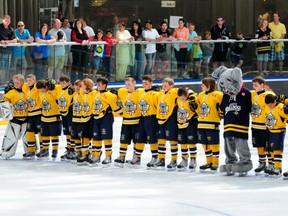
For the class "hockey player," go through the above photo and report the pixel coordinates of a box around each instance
[23,74,42,159]
[264,94,288,177]
[196,77,223,173]
[126,75,159,168]
[250,76,274,175]
[176,88,198,171]
[152,77,179,171]
[58,75,75,161]
[88,77,122,167]
[114,77,141,167]
[76,78,97,165]
[0,74,28,159]
[36,79,62,159]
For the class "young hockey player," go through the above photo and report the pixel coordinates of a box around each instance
[196,77,223,173]
[126,75,159,168]
[114,77,141,167]
[250,76,274,175]
[58,75,75,161]
[77,78,97,165]
[264,94,288,177]
[152,78,179,171]
[0,74,28,159]
[176,87,198,171]
[36,79,62,159]
[23,74,42,159]
[88,77,122,167]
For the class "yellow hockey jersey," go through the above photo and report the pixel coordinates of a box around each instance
[196,90,223,130]
[137,87,159,117]
[58,85,74,116]
[157,88,178,125]
[265,102,288,133]
[23,83,42,116]
[117,87,141,125]
[72,91,84,123]
[82,89,97,123]
[93,90,122,119]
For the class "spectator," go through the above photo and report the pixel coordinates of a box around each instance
[142,20,160,76]
[268,13,286,74]
[230,32,246,68]
[129,20,143,81]
[115,22,134,81]
[80,17,95,39]
[201,31,214,77]
[90,29,104,81]
[154,21,173,80]
[11,21,34,77]
[255,19,272,75]
[112,15,120,37]
[172,18,189,78]
[210,17,230,70]
[70,19,90,82]
[31,23,56,80]
[0,14,17,84]
[48,18,67,81]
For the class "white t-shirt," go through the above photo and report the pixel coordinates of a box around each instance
[84,26,95,38]
[142,28,160,54]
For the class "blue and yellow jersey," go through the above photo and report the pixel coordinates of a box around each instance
[137,87,159,117]
[72,91,84,123]
[196,90,223,130]
[157,88,178,125]
[23,83,42,116]
[251,89,275,130]
[93,90,122,119]
[118,87,141,125]
[58,84,74,116]
[265,102,288,133]
[82,89,97,123]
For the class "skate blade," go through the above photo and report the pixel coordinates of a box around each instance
[114,162,124,168]
[188,168,196,172]
[88,163,100,167]
[269,174,282,179]
[77,162,88,166]
[102,163,111,168]
[37,156,49,160]
[23,156,35,160]
[125,163,141,169]
[167,167,177,171]
[177,167,187,172]
[150,166,165,171]
[283,176,288,180]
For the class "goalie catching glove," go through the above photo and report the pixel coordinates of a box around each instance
[68,85,75,95]
[46,78,56,90]
[4,81,14,94]
[188,91,197,112]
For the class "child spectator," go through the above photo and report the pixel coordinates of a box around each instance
[201,31,214,77]
[230,32,246,68]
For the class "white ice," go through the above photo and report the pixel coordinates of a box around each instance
[0,117,288,216]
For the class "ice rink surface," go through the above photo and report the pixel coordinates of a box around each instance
[1,117,288,216]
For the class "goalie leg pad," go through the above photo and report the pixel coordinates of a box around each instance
[1,123,22,158]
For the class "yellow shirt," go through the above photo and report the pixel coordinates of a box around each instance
[269,21,286,47]
[23,83,42,116]
[265,103,288,133]
[137,88,159,116]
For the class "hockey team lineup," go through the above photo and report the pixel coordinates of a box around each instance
[1,66,288,181]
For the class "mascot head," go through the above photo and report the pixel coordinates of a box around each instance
[212,66,243,96]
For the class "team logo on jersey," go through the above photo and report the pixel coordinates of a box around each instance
[225,103,241,115]
[14,99,27,114]
[139,99,149,115]
[124,99,136,115]
[83,101,90,114]
[42,100,51,113]
[177,107,189,123]
[200,102,210,118]
[27,97,36,109]
[266,113,276,129]
[159,101,168,116]
[73,101,82,114]
[94,99,103,113]
[58,96,67,110]
[251,103,261,118]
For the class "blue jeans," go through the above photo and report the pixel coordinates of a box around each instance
[144,53,155,75]
[33,58,48,80]
[130,51,143,81]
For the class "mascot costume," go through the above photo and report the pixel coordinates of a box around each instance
[212,66,253,176]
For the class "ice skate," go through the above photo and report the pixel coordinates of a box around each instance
[283,171,288,180]
[102,156,112,168]
[114,156,125,168]
[77,155,89,166]
[36,149,49,159]
[188,157,197,172]
[69,150,81,163]
[51,150,58,160]
[210,165,218,174]
[60,148,70,161]
[146,157,157,170]
[151,158,165,171]
[269,168,282,178]
[126,155,141,168]
[219,164,234,176]
[254,163,266,176]
[23,152,35,160]
[177,157,188,172]
[199,163,212,173]
[264,164,274,176]
[88,156,101,167]
[167,160,177,171]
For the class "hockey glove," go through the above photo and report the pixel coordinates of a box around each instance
[4,81,14,94]
[284,103,288,114]
[68,85,75,95]
[188,94,197,112]
[276,94,287,103]
[46,79,56,90]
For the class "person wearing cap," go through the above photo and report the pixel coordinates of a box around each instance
[142,20,161,76]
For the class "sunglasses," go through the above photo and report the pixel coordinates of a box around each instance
[17,25,24,27]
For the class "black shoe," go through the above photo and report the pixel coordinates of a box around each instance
[37,149,49,158]
[60,147,70,161]
[23,152,35,160]
[199,163,212,170]
[77,155,89,166]
[254,163,266,174]
[114,156,125,167]
[151,158,165,170]
[52,150,58,159]
[146,157,158,169]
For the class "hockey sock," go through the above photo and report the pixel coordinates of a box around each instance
[157,139,166,159]
[51,136,59,151]
[257,147,266,163]
[210,144,220,167]
[104,139,112,157]
[180,144,189,160]
[273,150,283,169]
[92,140,102,157]
[70,139,76,150]
[26,131,36,153]
[38,132,43,151]
[75,139,82,152]
[188,144,197,158]
[119,143,128,157]
[66,135,72,150]
[42,136,50,150]
[202,144,212,164]
[82,137,91,156]
[150,143,158,158]
[267,152,273,165]
[170,141,178,161]
[134,143,145,158]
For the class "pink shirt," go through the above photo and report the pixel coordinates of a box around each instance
[172,27,189,48]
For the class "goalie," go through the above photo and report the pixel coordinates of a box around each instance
[0,74,28,159]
